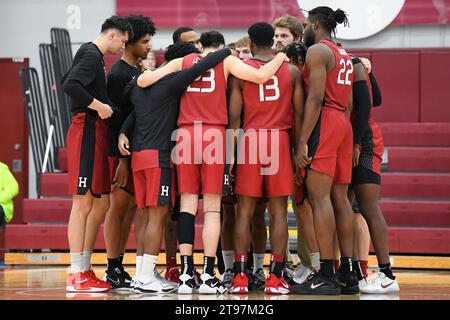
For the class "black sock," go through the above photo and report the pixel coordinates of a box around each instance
[340,257,353,274]
[353,260,363,280]
[269,261,284,278]
[119,253,124,266]
[107,258,121,271]
[203,256,215,276]
[319,260,334,278]
[233,253,246,275]
[379,263,395,280]
[181,255,194,275]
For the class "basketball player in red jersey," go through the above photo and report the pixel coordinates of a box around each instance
[228,22,304,295]
[292,6,359,295]
[137,30,288,294]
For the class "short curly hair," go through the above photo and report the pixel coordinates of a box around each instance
[125,14,156,44]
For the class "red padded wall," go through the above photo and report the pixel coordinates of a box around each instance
[371,51,420,122]
[420,51,450,122]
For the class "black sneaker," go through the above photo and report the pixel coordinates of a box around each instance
[337,269,360,295]
[178,272,198,294]
[119,266,132,284]
[291,272,341,295]
[249,268,266,291]
[105,267,130,291]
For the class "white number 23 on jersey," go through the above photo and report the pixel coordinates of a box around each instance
[187,69,216,93]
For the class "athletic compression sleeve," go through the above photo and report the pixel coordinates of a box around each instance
[352,80,371,144]
[369,72,382,107]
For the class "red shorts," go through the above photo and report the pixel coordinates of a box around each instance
[67,112,110,198]
[308,107,353,184]
[108,156,134,195]
[132,149,175,209]
[236,130,293,197]
[175,124,228,195]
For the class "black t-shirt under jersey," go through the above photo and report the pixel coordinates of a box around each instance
[120,48,231,166]
[107,59,140,157]
[62,42,112,117]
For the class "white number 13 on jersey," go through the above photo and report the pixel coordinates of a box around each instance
[337,58,353,85]
[187,69,216,93]
[259,76,280,102]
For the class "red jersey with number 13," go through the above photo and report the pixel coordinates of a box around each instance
[302,39,353,112]
[178,53,228,126]
[242,60,293,131]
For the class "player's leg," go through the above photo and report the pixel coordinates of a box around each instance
[177,192,199,294]
[220,201,236,287]
[249,201,267,291]
[199,193,226,293]
[331,182,359,294]
[230,195,257,293]
[104,187,132,290]
[67,193,98,292]
[83,194,110,275]
[355,182,399,293]
[265,196,290,295]
[164,212,179,282]
[292,169,341,295]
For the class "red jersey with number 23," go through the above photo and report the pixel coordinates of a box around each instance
[302,39,353,111]
[242,60,293,131]
[177,53,228,126]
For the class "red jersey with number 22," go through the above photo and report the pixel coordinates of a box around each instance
[303,39,353,111]
[178,53,228,126]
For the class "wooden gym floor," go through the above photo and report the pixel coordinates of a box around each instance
[1,266,449,300]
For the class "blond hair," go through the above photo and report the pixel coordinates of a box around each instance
[235,36,251,48]
[272,15,303,39]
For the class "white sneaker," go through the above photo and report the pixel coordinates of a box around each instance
[154,269,178,288]
[360,272,400,294]
[133,276,177,294]
[199,273,227,294]
[293,265,312,284]
[358,277,370,291]
[178,272,198,294]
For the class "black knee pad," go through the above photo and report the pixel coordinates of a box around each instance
[178,212,195,245]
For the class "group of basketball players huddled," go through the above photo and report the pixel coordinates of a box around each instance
[62,5,400,296]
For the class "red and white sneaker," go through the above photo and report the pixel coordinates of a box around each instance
[230,272,249,294]
[165,267,180,283]
[66,272,110,292]
[264,273,290,295]
[85,269,112,290]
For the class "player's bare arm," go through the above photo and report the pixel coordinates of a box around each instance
[224,52,288,84]
[136,58,183,87]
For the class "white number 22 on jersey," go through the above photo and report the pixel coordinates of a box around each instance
[187,69,216,93]
[259,76,280,102]
[337,58,353,85]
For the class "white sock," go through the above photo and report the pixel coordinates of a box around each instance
[136,255,143,278]
[310,252,320,271]
[82,250,92,271]
[70,252,83,274]
[222,250,234,271]
[253,253,265,274]
[138,254,158,282]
